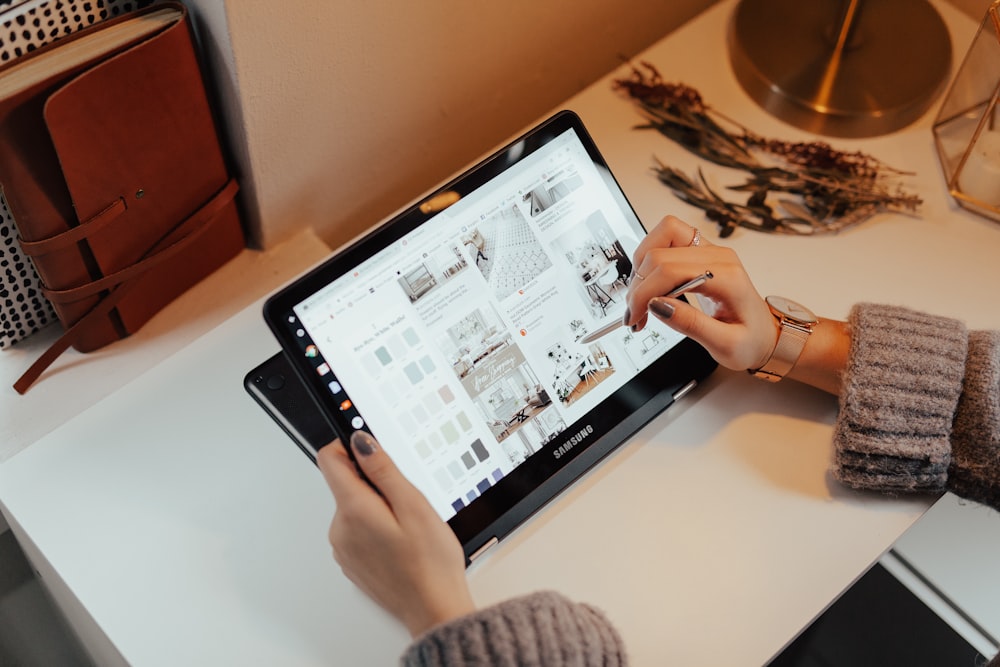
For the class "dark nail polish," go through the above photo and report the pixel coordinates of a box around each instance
[649,299,675,320]
[351,430,377,457]
[622,307,631,327]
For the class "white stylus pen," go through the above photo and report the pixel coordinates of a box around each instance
[578,271,713,344]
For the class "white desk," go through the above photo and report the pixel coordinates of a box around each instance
[1,2,995,665]
[0,229,332,464]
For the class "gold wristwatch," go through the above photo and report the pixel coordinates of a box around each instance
[749,296,818,382]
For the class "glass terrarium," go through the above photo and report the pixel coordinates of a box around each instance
[933,0,1000,222]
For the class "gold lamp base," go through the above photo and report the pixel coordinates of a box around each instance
[728,0,952,138]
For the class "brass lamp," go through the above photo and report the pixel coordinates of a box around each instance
[728,0,952,138]
[933,0,1000,222]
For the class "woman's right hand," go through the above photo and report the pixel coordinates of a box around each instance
[624,215,779,372]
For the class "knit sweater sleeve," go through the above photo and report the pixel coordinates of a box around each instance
[400,591,627,667]
[832,303,1000,511]
[949,329,1000,509]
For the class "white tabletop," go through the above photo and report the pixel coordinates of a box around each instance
[1,1,994,665]
[0,228,332,463]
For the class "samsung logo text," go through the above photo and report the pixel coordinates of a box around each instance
[553,425,594,459]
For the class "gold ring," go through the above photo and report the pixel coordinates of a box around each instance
[690,228,701,247]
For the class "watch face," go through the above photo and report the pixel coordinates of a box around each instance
[766,296,818,324]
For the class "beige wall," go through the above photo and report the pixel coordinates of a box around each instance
[185,0,717,250]
[184,0,991,252]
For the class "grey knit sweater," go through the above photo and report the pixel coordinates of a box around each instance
[835,304,1000,509]
[403,303,1000,666]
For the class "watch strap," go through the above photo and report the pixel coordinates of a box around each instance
[751,321,811,382]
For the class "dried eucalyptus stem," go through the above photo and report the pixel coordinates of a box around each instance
[613,61,922,236]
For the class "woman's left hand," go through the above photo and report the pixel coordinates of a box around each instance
[317,431,476,637]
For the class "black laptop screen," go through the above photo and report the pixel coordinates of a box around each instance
[264,111,715,558]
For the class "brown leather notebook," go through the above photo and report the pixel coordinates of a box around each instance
[0,2,245,392]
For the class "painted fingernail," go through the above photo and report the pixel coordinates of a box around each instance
[649,298,675,320]
[622,306,631,327]
[350,430,378,457]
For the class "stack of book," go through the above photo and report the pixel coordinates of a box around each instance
[0,1,245,392]
[0,0,157,350]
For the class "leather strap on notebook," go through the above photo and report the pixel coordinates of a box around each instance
[17,197,128,257]
[13,178,239,394]
[40,198,217,303]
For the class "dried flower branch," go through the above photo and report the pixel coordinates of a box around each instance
[613,61,922,236]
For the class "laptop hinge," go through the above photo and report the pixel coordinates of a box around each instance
[672,380,698,402]
[469,537,498,563]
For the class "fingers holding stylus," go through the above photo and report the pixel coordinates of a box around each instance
[628,217,713,323]
[625,217,778,370]
[626,249,730,331]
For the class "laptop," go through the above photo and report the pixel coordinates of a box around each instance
[255,110,717,563]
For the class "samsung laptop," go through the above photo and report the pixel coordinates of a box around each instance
[254,110,716,564]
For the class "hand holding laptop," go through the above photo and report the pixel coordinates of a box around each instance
[317,430,475,638]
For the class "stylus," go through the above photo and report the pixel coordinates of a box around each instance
[578,271,713,344]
